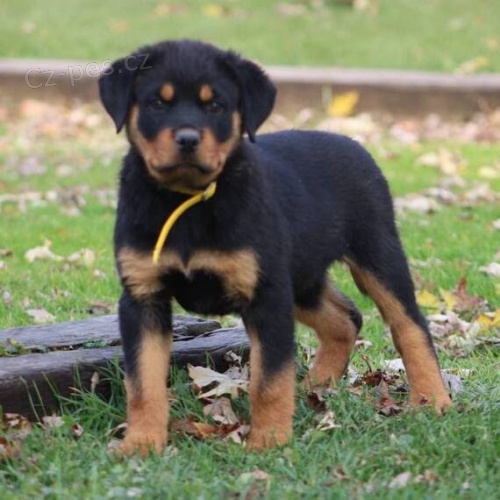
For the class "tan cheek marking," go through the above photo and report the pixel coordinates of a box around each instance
[246,329,295,450]
[160,83,175,102]
[189,249,259,301]
[199,84,214,102]
[295,284,358,388]
[345,259,452,412]
[127,105,177,176]
[198,112,242,171]
[121,330,172,456]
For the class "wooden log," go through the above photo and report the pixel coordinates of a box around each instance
[0,315,249,419]
[0,314,221,352]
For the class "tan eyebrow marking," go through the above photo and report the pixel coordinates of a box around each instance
[199,84,214,102]
[160,83,175,101]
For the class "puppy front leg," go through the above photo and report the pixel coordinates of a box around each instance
[243,288,296,450]
[117,291,172,456]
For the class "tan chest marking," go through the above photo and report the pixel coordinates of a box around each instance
[118,247,259,301]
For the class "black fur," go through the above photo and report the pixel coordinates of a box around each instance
[100,40,444,441]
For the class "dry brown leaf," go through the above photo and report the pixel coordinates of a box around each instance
[189,364,248,399]
[225,424,250,444]
[376,380,404,416]
[71,423,84,439]
[203,397,239,425]
[170,418,239,441]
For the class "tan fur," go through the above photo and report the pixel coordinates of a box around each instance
[160,83,175,102]
[117,247,259,302]
[296,284,358,388]
[199,84,214,102]
[247,329,295,450]
[128,106,241,190]
[119,329,172,456]
[345,259,452,412]
[118,247,164,299]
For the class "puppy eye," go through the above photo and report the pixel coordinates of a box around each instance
[148,98,168,110]
[204,100,224,114]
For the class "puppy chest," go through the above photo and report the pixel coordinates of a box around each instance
[117,248,259,313]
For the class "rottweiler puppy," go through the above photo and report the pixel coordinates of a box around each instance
[99,39,451,455]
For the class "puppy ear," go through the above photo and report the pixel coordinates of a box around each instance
[98,57,138,133]
[223,53,276,142]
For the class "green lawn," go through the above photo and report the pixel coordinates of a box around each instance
[0,3,499,494]
[1,0,499,72]
[0,101,499,498]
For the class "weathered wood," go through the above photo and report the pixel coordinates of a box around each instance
[0,314,221,352]
[0,315,249,419]
[1,59,500,117]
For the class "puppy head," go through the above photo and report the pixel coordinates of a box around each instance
[99,40,276,191]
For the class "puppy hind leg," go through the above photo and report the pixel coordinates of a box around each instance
[345,244,452,413]
[296,283,360,388]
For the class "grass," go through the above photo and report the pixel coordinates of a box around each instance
[0,102,499,497]
[0,0,499,72]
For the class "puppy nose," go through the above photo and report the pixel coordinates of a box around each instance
[174,128,201,153]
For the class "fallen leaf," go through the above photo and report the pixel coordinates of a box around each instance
[189,364,248,399]
[2,413,32,436]
[306,387,338,413]
[395,195,440,214]
[67,248,95,267]
[454,56,489,75]
[479,262,500,278]
[327,91,359,117]
[225,424,250,444]
[316,411,341,431]
[238,469,271,482]
[26,308,56,324]
[90,371,100,393]
[72,424,84,439]
[389,471,412,489]
[203,397,239,425]
[171,418,239,440]
[416,290,441,310]
[383,358,405,373]
[441,372,464,395]
[476,310,500,329]
[25,240,62,263]
[439,288,458,311]
[376,380,404,416]
[42,415,65,429]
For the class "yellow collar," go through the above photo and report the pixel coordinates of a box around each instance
[152,182,217,264]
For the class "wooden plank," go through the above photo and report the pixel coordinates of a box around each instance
[1,59,500,116]
[0,314,221,352]
[0,326,249,418]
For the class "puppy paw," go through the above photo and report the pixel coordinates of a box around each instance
[409,391,452,415]
[247,426,292,451]
[114,429,167,457]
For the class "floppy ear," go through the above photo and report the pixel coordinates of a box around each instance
[98,56,139,133]
[223,53,276,142]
